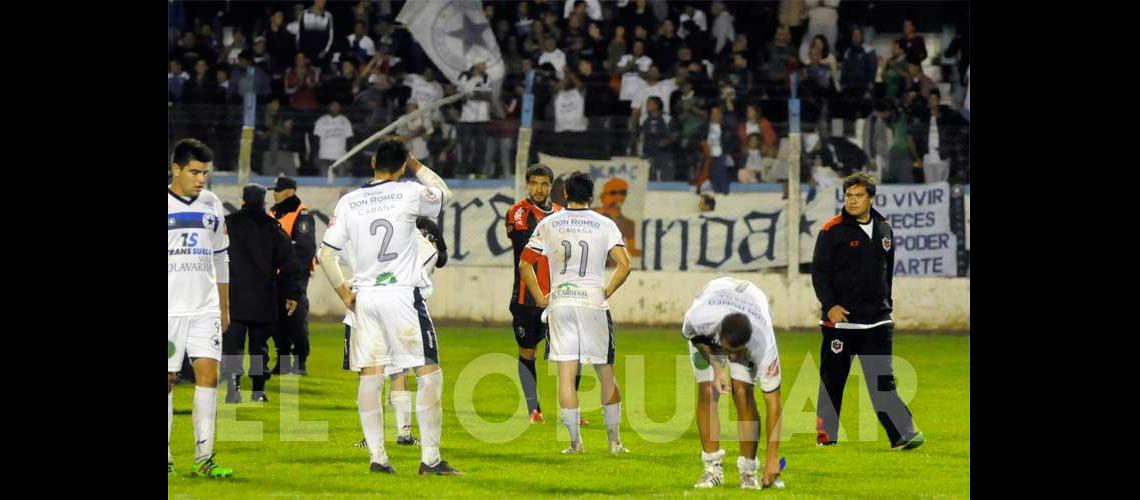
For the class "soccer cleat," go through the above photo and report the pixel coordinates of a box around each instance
[693,467,723,489]
[418,460,461,476]
[293,368,309,376]
[251,391,269,403]
[740,470,761,490]
[818,441,837,447]
[892,431,926,451]
[561,442,585,454]
[193,453,233,478]
[353,437,368,449]
[397,434,419,446]
[529,409,545,424]
[609,442,631,454]
[168,461,175,475]
[370,462,396,474]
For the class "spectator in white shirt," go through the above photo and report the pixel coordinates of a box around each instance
[678,4,708,40]
[710,1,736,57]
[457,61,492,176]
[313,100,354,177]
[396,101,434,164]
[631,65,677,125]
[564,0,603,21]
[799,0,840,64]
[538,36,568,80]
[347,20,376,62]
[553,71,588,133]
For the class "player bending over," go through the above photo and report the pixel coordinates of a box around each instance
[684,277,784,490]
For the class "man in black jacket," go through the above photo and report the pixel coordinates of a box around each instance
[811,173,924,450]
[222,184,306,403]
[269,177,317,375]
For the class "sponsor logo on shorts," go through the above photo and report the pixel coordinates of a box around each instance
[168,341,176,359]
[214,321,221,333]
[830,339,844,354]
[515,326,527,339]
[212,335,221,348]
[692,351,711,370]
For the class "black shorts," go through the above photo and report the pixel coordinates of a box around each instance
[510,302,547,350]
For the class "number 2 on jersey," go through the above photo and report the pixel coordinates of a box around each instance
[559,240,589,278]
[370,218,399,262]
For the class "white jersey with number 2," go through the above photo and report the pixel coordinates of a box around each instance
[525,208,624,309]
[322,179,443,290]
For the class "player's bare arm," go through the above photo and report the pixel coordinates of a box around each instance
[761,389,783,487]
[318,244,356,312]
[694,342,730,394]
[518,259,548,308]
[218,283,230,332]
[604,245,632,299]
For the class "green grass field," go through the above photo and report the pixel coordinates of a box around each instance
[168,324,969,498]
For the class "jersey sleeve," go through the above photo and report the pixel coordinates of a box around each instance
[213,196,229,253]
[322,198,349,251]
[414,184,444,217]
[520,217,548,264]
[606,219,625,250]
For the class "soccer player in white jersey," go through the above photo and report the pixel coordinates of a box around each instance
[518,172,633,455]
[167,138,233,478]
[682,277,784,490]
[347,217,447,449]
[318,138,460,475]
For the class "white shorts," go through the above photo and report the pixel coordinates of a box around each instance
[168,314,222,372]
[545,305,615,365]
[350,287,439,374]
[688,342,757,385]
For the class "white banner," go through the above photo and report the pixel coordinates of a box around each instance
[639,190,834,271]
[396,0,505,85]
[834,182,958,277]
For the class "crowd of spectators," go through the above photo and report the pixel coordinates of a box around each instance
[169,0,970,187]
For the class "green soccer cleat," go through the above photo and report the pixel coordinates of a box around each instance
[193,453,234,478]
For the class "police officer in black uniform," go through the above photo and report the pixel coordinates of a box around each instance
[268,177,317,375]
[811,173,924,450]
[222,184,306,403]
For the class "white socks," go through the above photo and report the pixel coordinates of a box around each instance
[561,407,581,446]
[168,391,174,463]
[702,448,726,468]
[416,370,443,466]
[737,456,759,474]
[192,387,217,462]
[603,402,622,445]
[390,390,414,437]
[357,374,388,465]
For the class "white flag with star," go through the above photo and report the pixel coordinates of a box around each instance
[397,0,505,85]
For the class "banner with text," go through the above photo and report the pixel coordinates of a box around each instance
[833,182,958,277]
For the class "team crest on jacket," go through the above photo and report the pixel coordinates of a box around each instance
[882,237,891,251]
[830,339,844,354]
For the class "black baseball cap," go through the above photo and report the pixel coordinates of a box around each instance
[268,176,297,191]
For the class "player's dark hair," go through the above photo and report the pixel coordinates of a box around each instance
[171,138,214,167]
[843,172,877,197]
[373,138,408,173]
[719,313,752,349]
[564,172,594,204]
[646,96,663,110]
[526,163,554,182]
[701,194,716,210]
